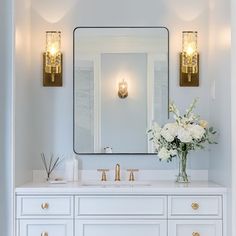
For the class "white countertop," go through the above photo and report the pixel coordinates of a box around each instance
[15,181,227,195]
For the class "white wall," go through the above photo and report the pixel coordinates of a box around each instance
[101,53,147,153]
[14,0,33,186]
[208,0,231,234]
[29,0,211,171]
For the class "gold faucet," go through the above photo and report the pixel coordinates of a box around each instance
[115,163,121,181]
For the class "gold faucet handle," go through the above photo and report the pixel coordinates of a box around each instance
[127,169,139,181]
[97,169,109,181]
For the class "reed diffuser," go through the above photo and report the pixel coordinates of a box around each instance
[41,153,62,181]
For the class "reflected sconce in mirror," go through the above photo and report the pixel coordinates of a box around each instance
[118,79,128,99]
[180,31,199,87]
[43,31,63,87]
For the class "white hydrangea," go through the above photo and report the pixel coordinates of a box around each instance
[188,124,205,140]
[152,123,161,139]
[177,127,192,143]
[169,149,177,156]
[160,123,178,142]
[158,147,171,160]
[163,123,178,137]
[160,129,174,142]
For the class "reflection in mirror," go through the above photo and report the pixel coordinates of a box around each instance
[73,27,169,154]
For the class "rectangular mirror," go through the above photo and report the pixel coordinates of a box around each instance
[73,27,169,154]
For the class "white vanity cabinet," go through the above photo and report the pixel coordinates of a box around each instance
[15,182,226,236]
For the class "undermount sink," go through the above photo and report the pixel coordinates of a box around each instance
[81,181,152,187]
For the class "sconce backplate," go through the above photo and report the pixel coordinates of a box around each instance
[43,53,63,87]
[179,53,199,87]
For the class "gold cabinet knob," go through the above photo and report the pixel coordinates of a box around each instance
[97,169,109,181]
[41,232,48,236]
[192,232,200,236]
[191,202,199,210]
[41,202,49,210]
[127,169,139,181]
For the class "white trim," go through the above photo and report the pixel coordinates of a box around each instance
[11,0,15,235]
[147,54,154,153]
[94,54,101,152]
[231,0,236,234]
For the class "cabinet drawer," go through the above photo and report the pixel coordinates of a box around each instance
[17,196,73,218]
[75,195,167,218]
[168,220,222,236]
[75,219,167,236]
[18,219,73,236]
[168,196,222,219]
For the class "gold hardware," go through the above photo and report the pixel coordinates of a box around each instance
[41,232,48,236]
[191,202,199,210]
[97,169,109,181]
[192,232,200,236]
[41,202,49,210]
[127,169,139,181]
[115,164,121,181]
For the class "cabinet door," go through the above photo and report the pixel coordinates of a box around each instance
[168,220,222,236]
[19,219,73,236]
[75,219,167,236]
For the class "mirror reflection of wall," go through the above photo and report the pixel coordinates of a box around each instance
[74,27,169,154]
[101,53,147,153]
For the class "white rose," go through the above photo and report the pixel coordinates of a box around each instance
[177,127,192,143]
[158,147,171,160]
[188,124,205,140]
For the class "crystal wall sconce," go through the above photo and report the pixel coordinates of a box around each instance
[180,31,199,87]
[43,31,63,87]
[118,79,128,99]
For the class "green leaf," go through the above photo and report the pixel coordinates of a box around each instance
[209,127,214,132]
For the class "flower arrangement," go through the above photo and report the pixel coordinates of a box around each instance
[148,98,217,183]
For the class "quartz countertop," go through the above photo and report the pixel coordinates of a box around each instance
[15,181,227,195]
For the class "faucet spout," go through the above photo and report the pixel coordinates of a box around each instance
[115,164,121,181]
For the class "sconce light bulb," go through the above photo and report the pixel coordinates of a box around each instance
[50,46,57,56]
[186,46,194,56]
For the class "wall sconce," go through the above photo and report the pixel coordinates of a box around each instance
[180,31,199,87]
[118,79,128,99]
[43,31,63,87]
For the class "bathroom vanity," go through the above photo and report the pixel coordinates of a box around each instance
[15,181,226,236]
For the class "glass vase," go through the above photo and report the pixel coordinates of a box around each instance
[176,150,190,183]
